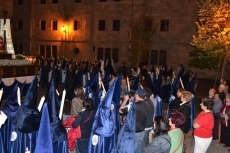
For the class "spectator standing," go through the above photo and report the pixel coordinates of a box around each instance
[193,98,214,153]
[208,88,216,100]
[176,90,193,153]
[218,84,226,104]
[134,88,148,153]
[219,93,230,148]
[70,86,86,116]
[142,87,155,148]
[72,99,96,153]
[177,91,192,134]
[169,88,185,112]
[212,92,223,140]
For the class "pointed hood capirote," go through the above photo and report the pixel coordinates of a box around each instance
[47,77,66,143]
[12,76,41,133]
[34,103,53,153]
[1,83,20,117]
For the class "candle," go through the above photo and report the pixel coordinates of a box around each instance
[56,89,60,96]
[37,96,45,112]
[127,77,130,93]
[17,87,21,106]
[59,90,66,119]
[0,89,3,101]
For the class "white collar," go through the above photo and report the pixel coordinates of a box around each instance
[180,101,188,106]
[81,108,86,112]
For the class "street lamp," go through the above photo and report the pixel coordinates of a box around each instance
[62,25,67,41]
[61,25,68,57]
[62,25,66,34]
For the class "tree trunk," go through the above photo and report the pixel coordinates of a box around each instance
[221,56,228,79]
[214,59,221,88]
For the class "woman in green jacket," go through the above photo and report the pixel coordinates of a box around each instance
[168,111,186,153]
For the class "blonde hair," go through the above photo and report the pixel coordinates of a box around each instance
[181,91,193,102]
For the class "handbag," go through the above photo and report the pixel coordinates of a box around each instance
[213,113,220,119]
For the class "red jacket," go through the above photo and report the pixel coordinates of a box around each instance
[62,116,81,151]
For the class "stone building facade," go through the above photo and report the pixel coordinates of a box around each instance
[2,0,219,78]
[0,0,13,18]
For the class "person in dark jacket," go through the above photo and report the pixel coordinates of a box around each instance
[176,90,193,153]
[72,99,96,153]
[142,87,155,148]
[169,88,185,111]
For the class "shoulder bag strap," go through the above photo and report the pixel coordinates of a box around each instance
[173,136,184,153]
[177,103,191,112]
[81,110,93,125]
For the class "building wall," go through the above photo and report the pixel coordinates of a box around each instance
[0,0,13,18]
[10,0,217,78]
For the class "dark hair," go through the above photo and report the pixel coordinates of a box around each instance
[83,99,94,110]
[111,72,117,78]
[202,98,214,110]
[154,116,169,137]
[143,87,152,98]
[214,92,220,97]
[170,111,185,128]
[74,86,86,100]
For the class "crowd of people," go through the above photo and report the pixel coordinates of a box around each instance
[35,58,230,153]
[34,56,230,153]
[208,79,230,151]
[62,61,188,153]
